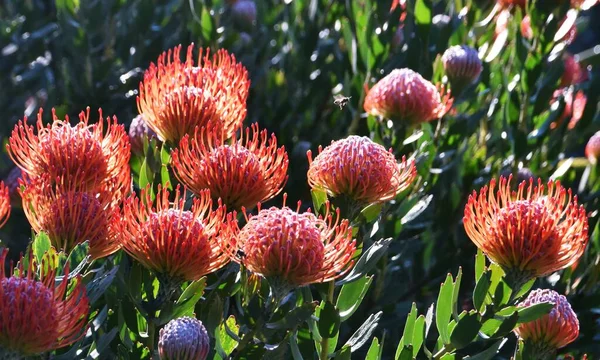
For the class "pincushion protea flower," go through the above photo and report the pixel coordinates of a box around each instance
[463,176,588,287]
[171,124,288,210]
[441,45,483,92]
[515,289,579,357]
[129,114,157,155]
[158,317,209,360]
[223,201,356,292]
[7,108,131,202]
[550,88,587,130]
[0,248,89,357]
[0,182,10,229]
[560,54,588,87]
[137,44,250,144]
[119,185,229,283]
[20,175,121,259]
[586,131,600,164]
[363,68,452,124]
[497,0,526,8]
[307,136,416,206]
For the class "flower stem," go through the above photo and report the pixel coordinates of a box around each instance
[319,280,335,360]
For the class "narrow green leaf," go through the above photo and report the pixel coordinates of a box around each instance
[337,238,392,285]
[517,302,554,323]
[464,339,507,360]
[139,158,151,189]
[436,273,454,344]
[512,278,535,300]
[475,249,486,281]
[360,203,383,223]
[337,275,372,321]
[365,337,381,360]
[318,301,341,338]
[266,302,318,330]
[311,188,328,214]
[169,278,207,320]
[401,303,418,347]
[412,315,426,358]
[450,311,482,349]
[414,0,432,26]
[473,271,491,312]
[397,345,413,360]
[334,346,351,360]
[215,316,240,358]
[452,267,463,319]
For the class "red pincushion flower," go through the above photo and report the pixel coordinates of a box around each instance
[463,176,588,285]
[441,45,483,89]
[7,108,131,202]
[586,131,600,164]
[515,289,579,351]
[20,176,121,259]
[307,136,416,205]
[120,185,229,282]
[137,44,250,144]
[560,54,588,87]
[0,249,89,357]
[363,68,452,124]
[0,182,10,229]
[550,88,587,130]
[223,202,356,288]
[171,124,289,210]
[497,0,526,8]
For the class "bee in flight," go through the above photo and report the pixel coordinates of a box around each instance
[333,95,351,110]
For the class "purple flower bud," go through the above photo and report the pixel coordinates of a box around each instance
[158,317,210,360]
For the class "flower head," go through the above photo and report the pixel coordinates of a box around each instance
[0,182,10,229]
[463,176,588,284]
[515,289,579,351]
[307,136,416,205]
[497,0,526,9]
[550,88,587,130]
[442,45,483,90]
[172,124,288,210]
[363,68,452,124]
[231,0,257,30]
[561,54,588,87]
[137,44,250,144]
[223,202,356,288]
[20,176,121,259]
[7,108,131,203]
[120,185,229,282]
[158,317,209,360]
[129,114,158,155]
[0,249,89,356]
[586,131,600,164]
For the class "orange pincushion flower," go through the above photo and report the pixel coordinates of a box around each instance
[171,124,288,210]
[20,176,121,259]
[223,202,356,288]
[137,44,250,144]
[7,108,131,202]
[0,249,89,357]
[0,182,10,228]
[515,289,579,351]
[464,176,588,285]
[120,185,229,282]
[363,69,452,124]
[307,136,416,205]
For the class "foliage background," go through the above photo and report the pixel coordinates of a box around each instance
[1,0,599,359]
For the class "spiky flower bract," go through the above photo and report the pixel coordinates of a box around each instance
[119,185,229,283]
[307,136,416,205]
[0,249,89,357]
[363,68,452,124]
[137,44,250,144]
[171,124,288,210]
[463,176,588,287]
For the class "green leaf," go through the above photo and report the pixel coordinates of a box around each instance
[161,165,171,189]
[200,6,214,41]
[86,266,119,304]
[517,302,554,323]
[337,238,392,285]
[473,271,491,312]
[360,203,383,223]
[311,188,328,214]
[450,311,482,349]
[215,316,240,359]
[398,303,417,350]
[266,302,318,330]
[32,232,51,264]
[344,311,382,352]
[334,346,352,360]
[396,346,413,360]
[337,275,373,321]
[436,273,454,344]
[139,158,152,189]
[365,337,381,360]
[289,332,304,360]
[318,301,341,338]
[512,278,535,300]
[412,315,426,358]
[464,339,507,360]
[452,267,463,319]
[491,311,519,338]
[168,278,207,320]
[475,249,486,281]
[414,0,432,26]
[88,327,119,359]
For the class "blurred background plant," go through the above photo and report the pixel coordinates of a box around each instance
[0,0,599,359]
